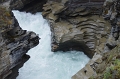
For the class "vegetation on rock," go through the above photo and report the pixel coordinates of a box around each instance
[89,45,120,79]
[0,6,12,26]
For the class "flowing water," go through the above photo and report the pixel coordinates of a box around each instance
[12,10,90,79]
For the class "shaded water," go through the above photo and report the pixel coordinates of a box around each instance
[13,10,90,79]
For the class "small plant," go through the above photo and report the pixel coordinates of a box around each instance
[103,67,112,79]
[103,59,120,79]
[113,59,120,74]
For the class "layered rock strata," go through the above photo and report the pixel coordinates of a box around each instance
[0,2,39,79]
[42,0,111,58]
[42,0,120,79]
[72,0,120,79]
[0,0,120,79]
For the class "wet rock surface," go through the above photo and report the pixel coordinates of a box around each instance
[0,1,39,79]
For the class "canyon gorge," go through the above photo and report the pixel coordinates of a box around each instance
[0,0,120,79]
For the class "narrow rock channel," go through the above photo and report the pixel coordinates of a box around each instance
[13,10,90,79]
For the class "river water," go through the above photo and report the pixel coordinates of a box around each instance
[13,10,90,79]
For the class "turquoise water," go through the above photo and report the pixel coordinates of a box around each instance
[13,10,90,79]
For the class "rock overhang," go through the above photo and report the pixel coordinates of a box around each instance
[52,40,94,58]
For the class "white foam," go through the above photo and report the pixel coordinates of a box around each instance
[13,10,90,79]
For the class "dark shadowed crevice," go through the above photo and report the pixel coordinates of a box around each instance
[19,0,47,13]
[53,40,94,58]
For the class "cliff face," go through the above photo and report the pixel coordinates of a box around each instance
[42,0,120,79]
[42,0,112,58]
[0,2,39,79]
[1,0,120,79]
[72,0,120,78]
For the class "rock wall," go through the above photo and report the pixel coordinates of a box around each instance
[42,0,120,79]
[89,44,120,78]
[10,0,47,13]
[42,0,112,58]
[72,44,120,79]
[0,0,120,79]
[0,1,39,79]
[72,0,120,79]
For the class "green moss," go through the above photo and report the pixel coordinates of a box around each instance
[107,54,113,63]
[113,59,120,74]
[103,67,112,79]
[114,59,120,65]
[103,59,120,79]
[89,76,95,79]
[89,45,120,79]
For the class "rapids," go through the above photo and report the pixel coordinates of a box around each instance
[13,10,90,79]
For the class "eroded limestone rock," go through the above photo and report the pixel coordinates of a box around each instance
[72,0,120,79]
[42,0,111,58]
[42,0,120,79]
